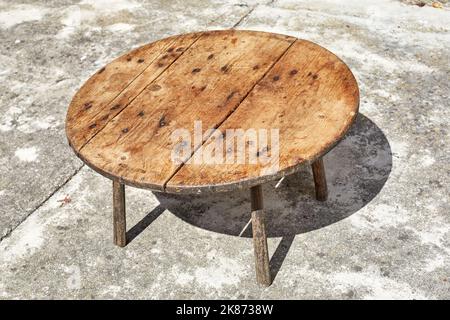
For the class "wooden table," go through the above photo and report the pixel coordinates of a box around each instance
[66,30,359,286]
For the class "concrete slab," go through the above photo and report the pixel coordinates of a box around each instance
[0,0,449,299]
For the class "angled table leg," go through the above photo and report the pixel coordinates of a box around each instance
[113,180,127,247]
[311,157,328,201]
[250,185,271,286]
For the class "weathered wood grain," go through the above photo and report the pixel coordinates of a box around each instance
[76,30,295,190]
[66,31,359,193]
[250,185,271,286]
[251,184,264,211]
[251,208,271,286]
[113,180,126,247]
[166,39,359,193]
[311,157,328,201]
[66,32,201,151]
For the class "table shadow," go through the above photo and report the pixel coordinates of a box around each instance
[154,113,392,280]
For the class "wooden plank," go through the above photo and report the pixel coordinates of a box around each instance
[251,184,264,211]
[166,39,359,193]
[311,157,328,201]
[251,208,271,286]
[113,180,126,247]
[250,185,270,286]
[66,32,201,151]
[78,30,295,190]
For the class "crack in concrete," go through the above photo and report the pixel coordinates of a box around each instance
[0,164,85,243]
[232,0,277,28]
[233,6,256,28]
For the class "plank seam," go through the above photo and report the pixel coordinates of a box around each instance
[163,38,298,190]
[78,34,203,152]
[76,37,180,143]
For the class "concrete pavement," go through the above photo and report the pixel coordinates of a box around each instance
[0,0,449,299]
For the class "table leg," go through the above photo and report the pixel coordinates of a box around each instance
[113,180,127,247]
[250,185,271,286]
[311,157,328,201]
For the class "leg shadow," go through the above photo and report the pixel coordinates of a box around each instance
[126,205,165,244]
[269,235,296,280]
[154,114,392,278]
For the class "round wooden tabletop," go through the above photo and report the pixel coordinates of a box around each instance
[66,30,359,193]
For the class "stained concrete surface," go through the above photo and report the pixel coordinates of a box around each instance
[0,0,449,299]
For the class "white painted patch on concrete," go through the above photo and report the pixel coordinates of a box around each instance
[192,250,245,289]
[390,139,409,160]
[174,271,195,286]
[0,104,59,133]
[57,0,141,38]
[57,6,84,39]
[331,39,433,74]
[0,68,10,77]
[421,154,435,167]
[247,0,448,71]
[424,255,445,273]
[106,23,134,33]
[100,285,122,297]
[332,267,429,299]
[80,0,140,11]
[349,203,408,230]
[14,147,39,162]
[0,106,21,132]
[371,88,401,102]
[18,116,58,134]
[276,0,450,30]
[0,213,45,263]
[0,5,48,29]
[414,225,449,248]
[0,282,7,298]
